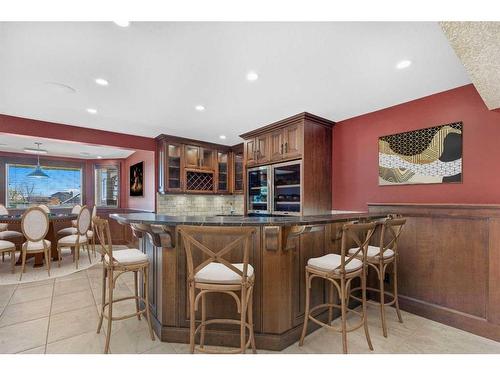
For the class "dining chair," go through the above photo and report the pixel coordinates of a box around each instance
[19,206,51,280]
[177,225,257,354]
[348,215,407,337]
[299,221,376,354]
[93,216,155,354]
[0,204,24,264]
[86,206,97,258]
[38,204,51,214]
[57,204,82,236]
[0,239,17,273]
[57,205,91,269]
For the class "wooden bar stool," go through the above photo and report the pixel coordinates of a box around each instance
[299,221,376,354]
[348,215,406,337]
[93,217,155,354]
[178,225,257,354]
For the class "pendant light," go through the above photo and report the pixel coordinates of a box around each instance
[27,142,49,178]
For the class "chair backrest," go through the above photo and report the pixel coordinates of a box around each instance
[337,221,377,274]
[76,206,91,235]
[90,206,97,229]
[376,215,406,257]
[21,206,49,242]
[0,204,8,216]
[38,204,50,214]
[71,204,82,214]
[93,216,113,260]
[178,225,256,284]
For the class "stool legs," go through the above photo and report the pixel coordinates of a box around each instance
[97,267,106,334]
[240,288,247,354]
[104,269,114,354]
[379,263,388,338]
[134,270,141,321]
[393,259,403,323]
[340,277,348,354]
[200,294,206,348]
[189,283,196,354]
[362,266,373,350]
[299,270,310,346]
[248,291,257,354]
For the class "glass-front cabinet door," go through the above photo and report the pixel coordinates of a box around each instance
[217,151,229,192]
[167,144,182,191]
[247,166,270,213]
[233,149,244,193]
[273,161,301,215]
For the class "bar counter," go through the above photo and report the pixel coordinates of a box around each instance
[110,212,383,351]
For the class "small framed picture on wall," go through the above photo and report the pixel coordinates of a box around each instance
[130,161,144,197]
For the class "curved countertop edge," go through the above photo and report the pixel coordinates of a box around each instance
[109,212,384,227]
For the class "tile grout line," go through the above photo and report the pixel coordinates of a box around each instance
[0,283,19,319]
[43,278,56,354]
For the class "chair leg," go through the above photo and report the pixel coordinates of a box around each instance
[19,250,27,281]
[104,269,114,354]
[143,266,155,341]
[247,289,257,354]
[75,243,80,269]
[240,288,247,354]
[328,280,334,325]
[379,263,388,337]
[57,246,62,267]
[299,270,311,346]
[188,282,196,354]
[134,270,141,321]
[44,249,50,277]
[92,236,96,258]
[393,259,403,323]
[200,293,206,348]
[97,266,107,334]
[10,250,16,274]
[2,252,4,262]
[86,243,92,264]
[340,277,348,354]
[362,269,373,350]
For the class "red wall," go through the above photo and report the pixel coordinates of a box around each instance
[123,150,155,212]
[333,84,500,211]
[0,114,156,152]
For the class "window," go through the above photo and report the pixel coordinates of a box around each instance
[94,165,119,207]
[6,163,83,209]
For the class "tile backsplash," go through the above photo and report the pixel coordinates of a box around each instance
[157,193,244,216]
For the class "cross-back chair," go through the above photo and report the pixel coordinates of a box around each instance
[93,216,155,354]
[299,221,377,354]
[57,205,91,269]
[178,225,257,354]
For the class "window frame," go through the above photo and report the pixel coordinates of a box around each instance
[94,163,121,208]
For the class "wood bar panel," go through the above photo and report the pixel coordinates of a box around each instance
[368,203,500,342]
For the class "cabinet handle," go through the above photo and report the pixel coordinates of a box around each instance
[285,142,288,153]
[280,144,283,154]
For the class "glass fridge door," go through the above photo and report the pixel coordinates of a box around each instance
[247,166,270,213]
[272,161,301,215]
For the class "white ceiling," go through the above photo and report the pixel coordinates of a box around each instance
[0,22,471,145]
[0,133,135,159]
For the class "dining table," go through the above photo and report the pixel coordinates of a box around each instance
[0,212,77,267]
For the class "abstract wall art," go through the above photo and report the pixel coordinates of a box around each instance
[378,122,462,185]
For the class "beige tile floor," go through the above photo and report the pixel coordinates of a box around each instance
[1,264,500,354]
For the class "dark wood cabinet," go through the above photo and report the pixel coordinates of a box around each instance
[240,112,335,215]
[156,134,241,195]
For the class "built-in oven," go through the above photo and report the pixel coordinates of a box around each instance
[247,165,271,214]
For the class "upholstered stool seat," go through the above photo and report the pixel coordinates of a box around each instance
[57,227,77,236]
[104,248,148,265]
[308,253,363,274]
[0,230,24,240]
[195,263,255,284]
[348,245,394,259]
[24,239,51,252]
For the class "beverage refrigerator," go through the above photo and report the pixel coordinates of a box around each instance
[247,160,302,216]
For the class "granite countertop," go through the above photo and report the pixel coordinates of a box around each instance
[110,212,382,227]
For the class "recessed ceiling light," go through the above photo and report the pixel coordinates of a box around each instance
[195,105,205,112]
[114,21,130,27]
[97,156,103,159]
[246,71,259,81]
[86,108,97,114]
[95,78,109,86]
[396,60,412,69]
[219,135,226,140]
